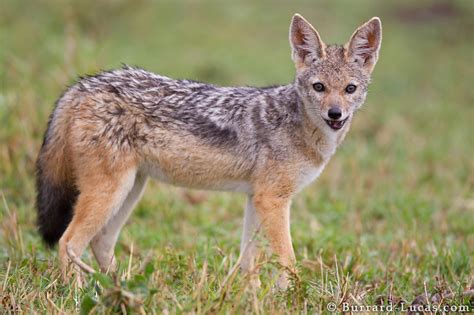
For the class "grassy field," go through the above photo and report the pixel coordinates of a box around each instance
[1,0,473,313]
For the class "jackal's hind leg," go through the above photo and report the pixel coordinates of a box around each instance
[58,167,137,282]
[91,173,148,272]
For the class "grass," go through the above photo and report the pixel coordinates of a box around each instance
[1,0,473,313]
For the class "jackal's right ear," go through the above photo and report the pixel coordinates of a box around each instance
[289,14,325,69]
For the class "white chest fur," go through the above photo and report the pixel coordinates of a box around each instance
[294,127,343,191]
[295,163,327,192]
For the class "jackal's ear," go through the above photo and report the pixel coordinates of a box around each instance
[345,17,382,73]
[289,14,325,69]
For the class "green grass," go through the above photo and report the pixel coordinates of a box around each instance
[1,0,473,313]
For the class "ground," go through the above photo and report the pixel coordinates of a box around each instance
[0,0,473,313]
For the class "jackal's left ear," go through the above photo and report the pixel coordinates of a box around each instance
[345,17,382,73]
[289,14,326,69]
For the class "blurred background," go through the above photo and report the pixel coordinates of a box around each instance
[0,0,473,312]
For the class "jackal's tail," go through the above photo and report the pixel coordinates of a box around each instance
[35,99,78,246]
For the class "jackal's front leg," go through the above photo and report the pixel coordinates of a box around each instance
[240,196,262,287]
[252,189,295,289]
[240,197,261,272]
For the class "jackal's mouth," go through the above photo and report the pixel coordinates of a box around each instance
[324,117,348,130]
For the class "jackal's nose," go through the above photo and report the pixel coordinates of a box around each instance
[328,107,342,120]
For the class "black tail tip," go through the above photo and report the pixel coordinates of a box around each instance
[36,174,78,247]
[38,226,63,247]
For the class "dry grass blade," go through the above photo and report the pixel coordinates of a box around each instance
[2,260,11,292]
[46,292,63,313]
[193,260,208,300]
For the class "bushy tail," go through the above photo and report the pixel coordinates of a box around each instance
[36,102,79,246]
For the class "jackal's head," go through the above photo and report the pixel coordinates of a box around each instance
[290,14,382,131]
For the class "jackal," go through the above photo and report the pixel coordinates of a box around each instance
[36,14,382,288]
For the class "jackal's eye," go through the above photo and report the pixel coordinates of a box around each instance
[345,84,357,94]
[313,82,325,92]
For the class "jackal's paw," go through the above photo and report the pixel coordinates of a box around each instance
[98,256,117,273]
[275,272,291,291]
[249,274,261,289]
[241,267,261,289]
[60,264,84,288]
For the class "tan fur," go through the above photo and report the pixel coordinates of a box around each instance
[142,133,254,190]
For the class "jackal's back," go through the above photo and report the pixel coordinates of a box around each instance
[57,66,303,189]
[74,67,298,144]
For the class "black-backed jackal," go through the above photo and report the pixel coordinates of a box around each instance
[36,14,382,288]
